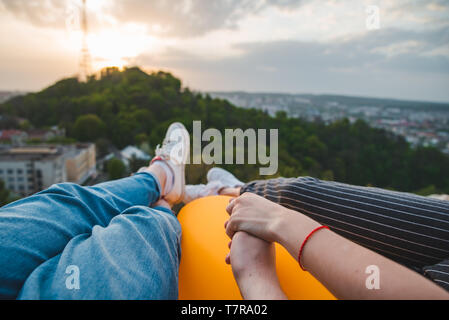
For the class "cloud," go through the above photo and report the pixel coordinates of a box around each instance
[138,27,449,101]
[0,0,307,37]
[1,0,448,101]
[0,0,66,28]
[152,26,449,73]
[106,0,308,37]
[2,0,448,39]
[387,0,449,29]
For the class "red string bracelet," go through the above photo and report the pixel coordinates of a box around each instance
[298,225,330,271]
[150,156,163,164]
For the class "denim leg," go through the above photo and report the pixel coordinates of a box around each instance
[17,206,181,300]
[0,172,161,299]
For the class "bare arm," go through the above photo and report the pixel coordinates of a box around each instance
[275,209,449,299]
[226,192,449,300]
[227,231,287,300]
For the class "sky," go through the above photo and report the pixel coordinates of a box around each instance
[0,0,448,102]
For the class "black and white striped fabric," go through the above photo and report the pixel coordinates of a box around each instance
[241,177,449,292]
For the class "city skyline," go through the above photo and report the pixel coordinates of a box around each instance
[0,0,448,103]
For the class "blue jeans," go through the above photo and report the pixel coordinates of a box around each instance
[0,172,182,300]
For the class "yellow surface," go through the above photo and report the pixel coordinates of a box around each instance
[178,195,336,300]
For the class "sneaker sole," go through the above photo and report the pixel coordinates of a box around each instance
[167,123,190,204]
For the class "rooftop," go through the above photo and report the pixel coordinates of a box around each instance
[0,145,63,161]
[63,143,94,158]
[8,147,58,155]
[121,145,151,160]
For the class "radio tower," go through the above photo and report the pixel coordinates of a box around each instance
[79,0,91,82]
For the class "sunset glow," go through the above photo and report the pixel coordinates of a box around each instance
[0,0,448,102]
[87,28,151,70]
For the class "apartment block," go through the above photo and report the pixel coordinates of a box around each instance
[65,144,96,185]
[0,146,66,196]
[0,144,96,197]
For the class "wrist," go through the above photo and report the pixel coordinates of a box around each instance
[273,209,321,260]
[269,207,294,243]
[234,269,286,300]
[271,208,298,244]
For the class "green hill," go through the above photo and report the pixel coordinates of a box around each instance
[1,66,448,194]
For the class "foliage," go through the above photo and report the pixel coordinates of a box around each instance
[0,115,19,129]
[95,138,111,158]
[72,114,106,142]
[128,155,150,173]
[106,158,126,180]
[1,67,449,193]
[0,180,10,207]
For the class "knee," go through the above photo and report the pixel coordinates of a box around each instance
[152,199,172,210]
[120,205,181,239]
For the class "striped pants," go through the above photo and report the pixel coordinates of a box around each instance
[241,177,449,292]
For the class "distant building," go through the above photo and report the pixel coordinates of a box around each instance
[0,144,96,196]
[120,145,151,167]
[0,127,66,146]
[65,144,97,185]
[0,146,66,196]
[0,130,27,144]
[0,91,26,104]
[30,126,65,141]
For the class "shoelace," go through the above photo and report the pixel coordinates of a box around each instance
[155,139,178,159]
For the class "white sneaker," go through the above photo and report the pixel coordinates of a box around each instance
[183,181,224,204]
[152,122,190,204]
[207,167,244,189]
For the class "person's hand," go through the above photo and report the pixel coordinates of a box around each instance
[225,192,291,242]
[226,231,286,300]
[226,231,275,274]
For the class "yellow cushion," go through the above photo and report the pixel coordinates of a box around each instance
[178,195,335,300]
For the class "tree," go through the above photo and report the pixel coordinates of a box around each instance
[106,158,126,180]
[0,115,19,129]
[134,133,149,145]
[0,180,10,207]
[95,138,111,157]
[128,155,150,173]
[73,114,106,142]
[2,67,449,195]
[414,185,438,196]
[19,119,32,130]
